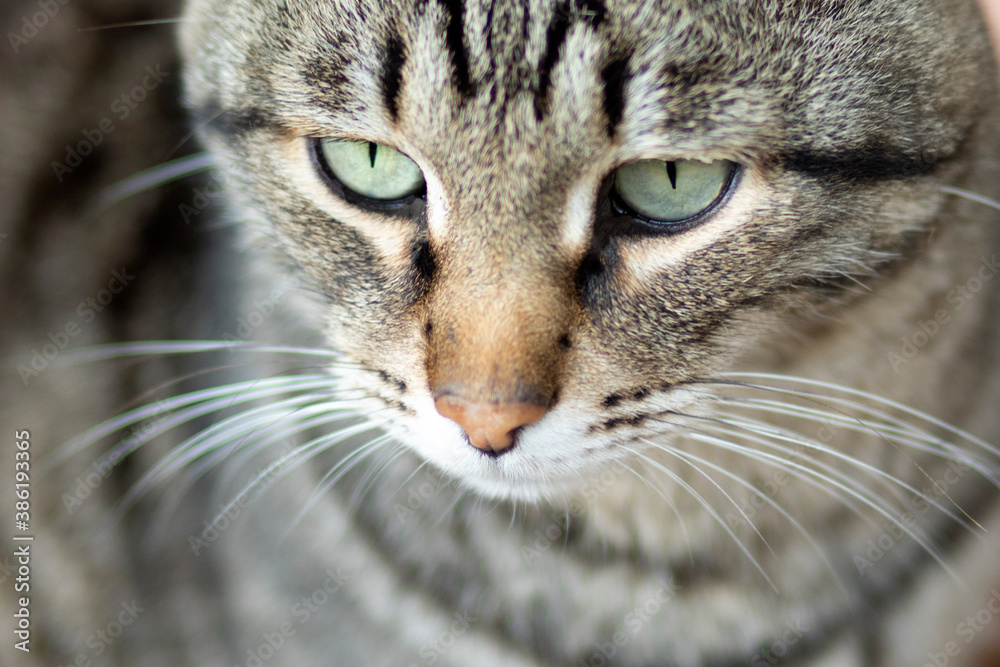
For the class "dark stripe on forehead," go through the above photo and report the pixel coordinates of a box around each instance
[600,56,629,137]
[535,0,573,120]
[784,143,937,183]
[440,0,473,96]
[535,0,607,120]
[381,34,407,121]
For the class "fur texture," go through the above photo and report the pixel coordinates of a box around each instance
[3,0,1000,665]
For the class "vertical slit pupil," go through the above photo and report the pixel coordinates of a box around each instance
[666,161,677,189]
[368,142,378,168]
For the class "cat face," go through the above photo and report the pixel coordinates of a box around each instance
[180,0,991,500]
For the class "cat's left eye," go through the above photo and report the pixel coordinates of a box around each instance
[317,139,425,201]
[612,159,737,225]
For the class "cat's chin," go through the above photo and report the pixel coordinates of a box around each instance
[404,444,589,503]
[451,474,565,503]
[398,429,637,504]
[434,463,627,505]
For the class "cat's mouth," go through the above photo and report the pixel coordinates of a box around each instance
[393,388,699,502]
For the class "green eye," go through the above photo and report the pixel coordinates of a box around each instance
[612,159,736,224]
[318,139,425,201]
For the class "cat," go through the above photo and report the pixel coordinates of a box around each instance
[3,0,1000,665]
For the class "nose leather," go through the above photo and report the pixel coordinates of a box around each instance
[435,395,547,453]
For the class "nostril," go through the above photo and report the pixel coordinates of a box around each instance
[434,396,547,454]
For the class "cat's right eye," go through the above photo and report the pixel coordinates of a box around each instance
[317,139,425,201]
[612,159,736,226]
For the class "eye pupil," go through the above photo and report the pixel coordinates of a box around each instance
[612,159,736,225]
[318,139,425,201]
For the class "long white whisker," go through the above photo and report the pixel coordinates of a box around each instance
[709,374,999,527]
[658,409,896,521]
[620,444,778,591]
[720,373,1000,461]
[713,396,996,481]
[695,408,970,524]
[652,439,847,595]
[160,404,366,510]
[78,18,213,32]
[939,185,1000,212]
[286,434,396,534]
[47,340,347,365]
[86,153,214,215]
[215,401,378,486]
[670,409,940,528]
[657,414,961,583]
[615,459,695,566]
[145,395,346,482]
[639,437,777,560]
[431,474,467,531]
[346,441,414,514]
[49,374,340,465]
[123,411,379,528]
[201,421,386,533]
[506,497,519,539]
[104,379,343,478]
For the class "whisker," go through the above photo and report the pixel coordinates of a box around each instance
[639,437,778,560]
[619,444,778,591]
[431,472,468,530]
[673,417,882,528]
[656,411,962,582]
[85,153,215,217]
[110,360,287,418]
[719,373,999,461]
[217,407,373,482]
[47,340,347,365]
[712,397,998,487]
[671,406,959,531]
[666,408,902,525]
[210,384,382,470]
[939,185,1000,212]
[615,459,695,566]
[346,440,413,514]
[506,497,519,538]
[78,18,208,32]
[51,374,341,466]
[651,439,847,595]
[709,379,992,480]
[561,498,572,556]
[385,456,437,506]
[206,420,385,533]
[709,374,1000,527]
[699,406,962,515]
[149,398,358,499]
[165,109,228,159]
[119,401,361,521]
[286,433,396,533]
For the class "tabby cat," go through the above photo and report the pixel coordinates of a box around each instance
[3,0,1000,665]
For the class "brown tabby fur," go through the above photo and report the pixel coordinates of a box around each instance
[2,0,1000,665]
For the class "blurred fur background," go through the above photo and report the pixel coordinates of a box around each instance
[0,2,245,663]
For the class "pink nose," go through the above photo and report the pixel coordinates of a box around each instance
[434,395,547,453]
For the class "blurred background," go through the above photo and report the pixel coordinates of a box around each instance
[0,2,248,664]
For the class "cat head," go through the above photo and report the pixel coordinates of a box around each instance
[180,0,993,500]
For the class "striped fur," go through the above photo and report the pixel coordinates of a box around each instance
[5,0,1000,665]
